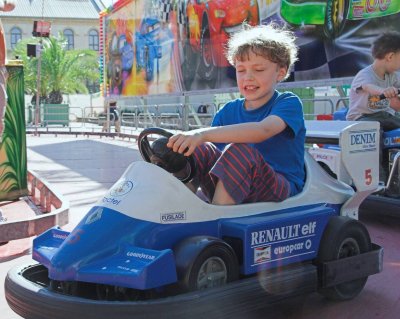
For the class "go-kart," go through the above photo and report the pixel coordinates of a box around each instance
[309,104,400,216]
[5,121,383,319]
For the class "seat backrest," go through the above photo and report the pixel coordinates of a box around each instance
[333,107,348,121]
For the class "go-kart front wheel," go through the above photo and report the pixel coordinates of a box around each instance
[317,216,371,300]
[177,239,239,292]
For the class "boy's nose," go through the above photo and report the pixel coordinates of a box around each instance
[244,71,254,80]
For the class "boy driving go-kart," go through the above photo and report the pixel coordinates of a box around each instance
[162,23,304,206]
[5,23,384,319]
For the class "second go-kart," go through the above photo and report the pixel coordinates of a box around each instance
[5,121,383,319]
[309,100,400,216]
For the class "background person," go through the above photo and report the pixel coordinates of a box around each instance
[167,23,305,206]
[102,99,121,133]
[347,31,400,182]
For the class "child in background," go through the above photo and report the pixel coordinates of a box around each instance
[347,31,400,182]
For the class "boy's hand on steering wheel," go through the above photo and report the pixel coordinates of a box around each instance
[167,132,204,156]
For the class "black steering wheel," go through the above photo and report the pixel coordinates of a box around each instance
[138,127,196,183]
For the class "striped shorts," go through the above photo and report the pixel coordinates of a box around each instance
[192,143,291,204]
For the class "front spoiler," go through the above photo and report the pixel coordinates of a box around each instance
[33,227,178,289]
[5,244,383,319]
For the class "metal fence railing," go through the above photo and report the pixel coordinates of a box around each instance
[25,97,346,135]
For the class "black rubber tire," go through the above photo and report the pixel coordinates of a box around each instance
[5,262,316,319]
[317,216,371,300]
[181,242,239,292]
[323,0,349,39]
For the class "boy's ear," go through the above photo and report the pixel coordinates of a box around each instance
[385,52,395,61]
[277,66,287,82]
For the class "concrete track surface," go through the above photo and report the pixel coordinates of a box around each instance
[1,134,399,319]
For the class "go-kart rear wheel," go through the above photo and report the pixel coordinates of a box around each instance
[182,242,239,292]
[317,216,371,300]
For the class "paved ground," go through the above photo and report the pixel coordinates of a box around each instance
[0,133,399,319]
[0,134,141,319]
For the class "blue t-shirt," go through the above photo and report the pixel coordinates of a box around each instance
[212,91,305,196]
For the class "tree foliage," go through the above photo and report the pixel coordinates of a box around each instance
[13,34,100,103]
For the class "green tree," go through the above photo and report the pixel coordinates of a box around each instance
[13,34,100,104]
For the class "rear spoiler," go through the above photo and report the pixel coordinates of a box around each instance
[305,120,364,144]
[305,120,380,218]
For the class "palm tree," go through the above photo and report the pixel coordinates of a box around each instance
[13,34,100,103]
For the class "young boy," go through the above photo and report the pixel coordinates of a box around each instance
[347,31,400,182]
[167,24,305,205]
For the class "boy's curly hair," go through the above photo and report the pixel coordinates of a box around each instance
[372,31,400,59]
[225,23,298,80]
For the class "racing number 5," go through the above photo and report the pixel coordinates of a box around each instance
[365,169,372,185]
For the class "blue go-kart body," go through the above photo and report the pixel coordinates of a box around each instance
[33,158,341,290]
[5,121,384,319]
[33,121,381,291]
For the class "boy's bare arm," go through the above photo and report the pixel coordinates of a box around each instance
[357,84,399,98]
[358,83,400,110]
[168,115,287,156]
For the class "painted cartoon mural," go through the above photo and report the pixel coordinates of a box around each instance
[103,0,177,97]
[100,0,400,97]
[280,0,400,39]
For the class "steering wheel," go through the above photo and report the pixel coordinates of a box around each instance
[138,127,196,184]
